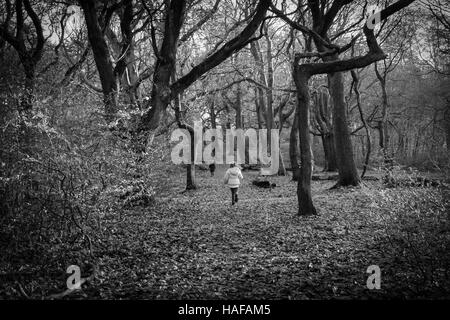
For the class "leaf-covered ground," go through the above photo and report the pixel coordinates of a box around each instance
[1,166,449,299]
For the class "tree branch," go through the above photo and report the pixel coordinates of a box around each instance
[179,0,220,43]
[170,0,271,96]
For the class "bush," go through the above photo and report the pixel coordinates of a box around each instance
[0,89,173,282]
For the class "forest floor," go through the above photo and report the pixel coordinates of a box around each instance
[1,166,450,299]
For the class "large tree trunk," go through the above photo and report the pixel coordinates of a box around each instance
[135,0,187,151]
[322,133,338,171]
[293,69,317,216]
[174,91,197,190]
[310,34,361,186]
[290,111,300,181]
[186,165,196,190]
[79,0,118,121]
[328,70,360,186]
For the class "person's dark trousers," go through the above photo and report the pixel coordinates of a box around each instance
[230,187,238,205]
[209,164,216,176]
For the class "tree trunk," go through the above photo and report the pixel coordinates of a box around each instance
[174,90,197,190]
[254,87,264,129]
[79,0,118,121]
[265,32,274,135]
[210,101,217,129]
[235,84,243,129]
[135,0,187,150]
[328,70,360,186]
[322,133,338,171]
[351,70,371,178]
[278,152,287,176]
[290,110,300,181]
[378,120,390,162]
[375,63,391,164]
[293,69,317,215]
[0,0,45,113]
[277,104,287,176]
[186,127,197,190]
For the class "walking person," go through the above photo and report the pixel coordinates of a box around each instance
[223,163,243,205]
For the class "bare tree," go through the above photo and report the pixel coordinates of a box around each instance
[136,0,271,150]
[0,0,45,111]
[78,0,135,121]
[274,0,416,215]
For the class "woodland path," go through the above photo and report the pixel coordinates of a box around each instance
[71,167,449,299]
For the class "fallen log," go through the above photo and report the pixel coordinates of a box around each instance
[252,180,276,188]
